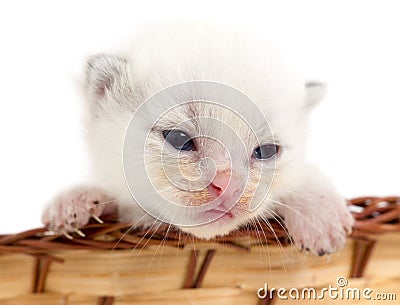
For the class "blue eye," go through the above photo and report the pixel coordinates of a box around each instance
[162,130,195,151]
[253,144,278,160]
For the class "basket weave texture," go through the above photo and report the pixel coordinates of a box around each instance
[0,196,399,305]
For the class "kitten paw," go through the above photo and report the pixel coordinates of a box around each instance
[42,186,116,237]
[281,192,354,256]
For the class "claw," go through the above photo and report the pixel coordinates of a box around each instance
[63,231,74,240]
[43,230,57,236]
[74,228,86,237]
[91,214,104,224]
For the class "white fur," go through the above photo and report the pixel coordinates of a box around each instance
[43,22,353,255]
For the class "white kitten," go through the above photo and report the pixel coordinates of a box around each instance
[42,22,353,255]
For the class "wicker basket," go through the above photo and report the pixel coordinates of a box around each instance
[0,197,399,305]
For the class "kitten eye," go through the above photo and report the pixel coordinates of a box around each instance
[253,144,278,160]
[162,130,195,151]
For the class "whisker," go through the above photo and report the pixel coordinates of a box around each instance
[148,222,171,269]
[130,219,165,265]
[250,218,265,265]
[261,207,290,243]
[112,202,163,251]
[96,199,117,206]
[150,203,183,269]
[261,209,294,250]
[253,217,271,272]
[257,214,289,272]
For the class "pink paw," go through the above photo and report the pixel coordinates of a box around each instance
[42,186,116,237]
[282,193,354,256]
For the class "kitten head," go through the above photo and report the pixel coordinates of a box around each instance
[85,24,326,239]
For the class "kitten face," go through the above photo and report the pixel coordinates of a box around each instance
[85,23,326,239]
[138,96,276,237]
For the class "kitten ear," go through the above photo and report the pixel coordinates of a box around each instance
[304,81,327,109]
[86,54,129,99]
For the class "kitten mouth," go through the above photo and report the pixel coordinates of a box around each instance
[201,201,236,221]
[204,208,234,219]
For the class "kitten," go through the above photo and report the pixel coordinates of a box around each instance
[42,23,353,255]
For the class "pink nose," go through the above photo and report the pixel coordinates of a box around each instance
[208,170,242,199]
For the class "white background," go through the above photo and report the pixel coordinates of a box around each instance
[0,0,399,233]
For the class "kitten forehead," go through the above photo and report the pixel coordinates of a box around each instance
[89,22,318,138]
[100,23,307,115]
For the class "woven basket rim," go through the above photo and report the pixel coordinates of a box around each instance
[0,196,399,256]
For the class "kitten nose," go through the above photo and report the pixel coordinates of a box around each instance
[208,170,242,199]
